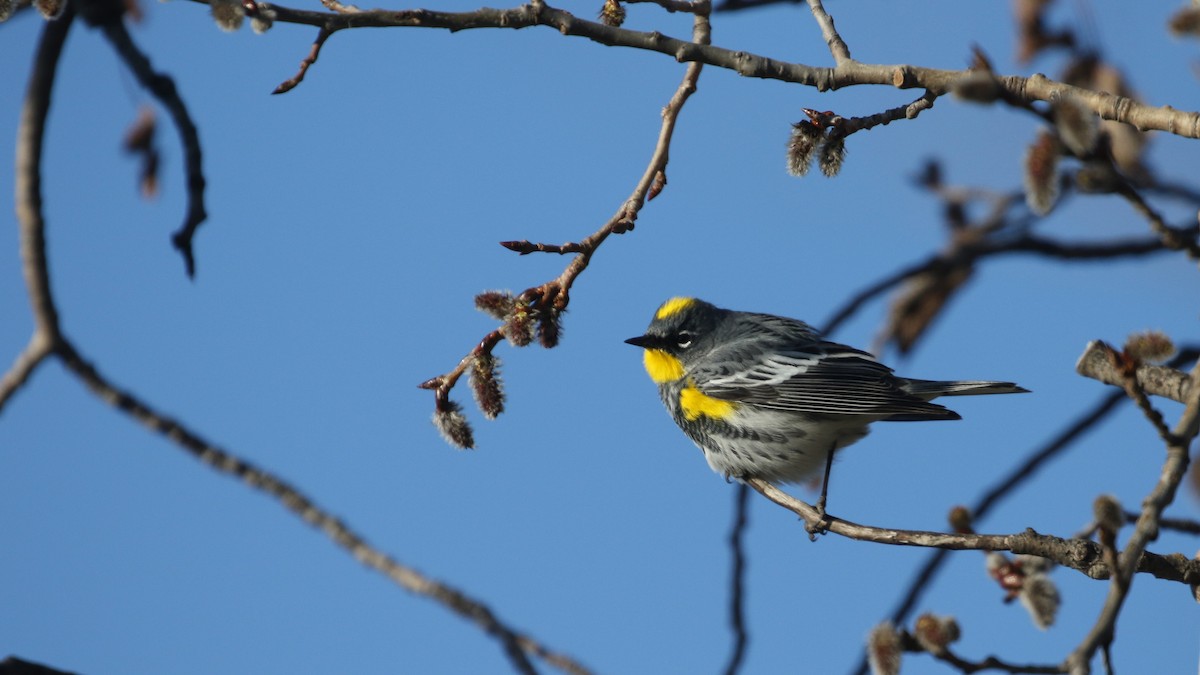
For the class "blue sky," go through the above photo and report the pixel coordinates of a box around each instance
[2,1,1199,673]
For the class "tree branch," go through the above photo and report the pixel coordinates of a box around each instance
[1065,361,1200,673]
[168,0,1200,139]
[744,479,1200,586]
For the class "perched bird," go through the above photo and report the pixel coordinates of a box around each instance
[625,297,1026,516]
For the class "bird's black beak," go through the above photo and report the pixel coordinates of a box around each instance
[625,335,650,348]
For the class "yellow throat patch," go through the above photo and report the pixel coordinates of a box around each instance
[643,349,685,384]
[680,382,737,421]
[655,297,696,320]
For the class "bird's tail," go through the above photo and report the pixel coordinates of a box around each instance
[901,379,1029,399]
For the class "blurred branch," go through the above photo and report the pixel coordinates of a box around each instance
[723,484,750,675]
[176,0,1200,139]
[908,640,1062,674]
[99,17,208,277]
[821,231,1179,337]
[419,7,711,445]
[1113,181,1200,263]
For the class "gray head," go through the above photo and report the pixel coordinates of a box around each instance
[624,297,728,370]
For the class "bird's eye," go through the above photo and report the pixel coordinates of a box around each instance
[676,332,694,349]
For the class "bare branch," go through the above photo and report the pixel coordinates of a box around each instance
[216,0,1200,138]
[99,19,208,277]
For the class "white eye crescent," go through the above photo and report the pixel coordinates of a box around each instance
[676,332,694,349]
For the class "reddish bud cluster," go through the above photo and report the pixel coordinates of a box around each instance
[470,354,505,420]
[787,114,848,178]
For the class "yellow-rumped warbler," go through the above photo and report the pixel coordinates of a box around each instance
[626,297,1027,513]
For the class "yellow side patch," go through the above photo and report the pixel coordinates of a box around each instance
[655,297,696,320]
[643,349,685,384]
[680,382,738,421]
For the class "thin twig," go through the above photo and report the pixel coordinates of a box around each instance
[840,90,939,134]
[500,240,587,255]
[1114,181,1200,263]
[273,26,333,94]
[723,483,750,675]
[100,19,208,277]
